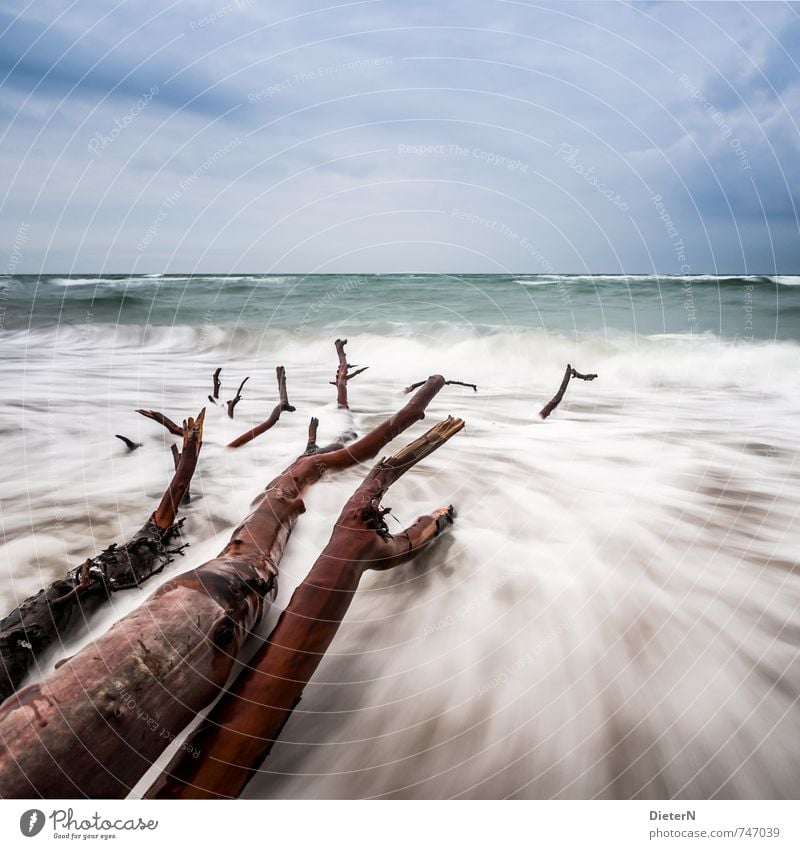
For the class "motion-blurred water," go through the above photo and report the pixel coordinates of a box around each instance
[0,274,798,798]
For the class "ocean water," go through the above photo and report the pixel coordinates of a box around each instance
[0,273,798,799]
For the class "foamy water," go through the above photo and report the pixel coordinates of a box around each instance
[1,318,798,799]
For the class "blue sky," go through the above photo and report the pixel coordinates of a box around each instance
[1,0,798,273]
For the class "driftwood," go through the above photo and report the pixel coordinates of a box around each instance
[228,367,295,448]
[539,363,597,420]
[331,338,367,409]
[0,376,452,798]
[404,378,478,394]
[147,417,463,799]
[115,434,142,452]
[211,367,222,402]
[0,411,205,704]
[135,409,183,436]
[226,376,249,418]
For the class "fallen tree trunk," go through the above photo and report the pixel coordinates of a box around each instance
[0,411,205,704]
[0,376,452,798]
[539,363,597,419]
[228,366,295,448]
[147,416,463,799]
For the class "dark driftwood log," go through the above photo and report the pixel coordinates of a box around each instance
[0,411,205,705]
[135,409,183,436]
[228,367,296,448]
[539,363,598,420]
[0,377,451,798]
[226,376,250,419]
[212,367,222,400]
[147,416,463,799]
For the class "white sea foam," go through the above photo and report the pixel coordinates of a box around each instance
[1,325,798,799]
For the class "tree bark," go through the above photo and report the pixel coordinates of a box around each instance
[146,416,463,799]
[0,411,205,705]
[0,377,451,798]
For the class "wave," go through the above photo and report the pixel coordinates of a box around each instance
[514,274,782,287]
[3,318,798,799]
[4,323,799,399]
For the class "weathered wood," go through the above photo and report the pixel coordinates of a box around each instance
[0,411,205,705]
[226,376,250,419]
[304,416,319,453]
[332,338,367,410]
[212,367,222,400]
[135,409,183,436]
[0,377,450,798]
[115,434,141,452]
[147,417,463,799]
[404,378,478,394]
[228,367,295,448]
[539,363,597,420]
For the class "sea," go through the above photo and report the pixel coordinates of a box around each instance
[0,272,798,799]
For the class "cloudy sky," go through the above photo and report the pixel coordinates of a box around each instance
[1,0,798,274]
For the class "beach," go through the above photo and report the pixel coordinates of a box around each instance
[0,273,798,798]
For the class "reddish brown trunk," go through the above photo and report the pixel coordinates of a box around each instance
[0,377,449,798]
[146,417,464,799]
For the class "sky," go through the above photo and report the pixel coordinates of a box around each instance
[0,0,798,274]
